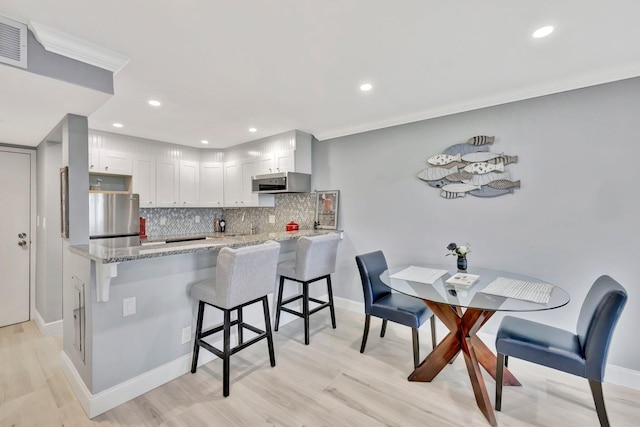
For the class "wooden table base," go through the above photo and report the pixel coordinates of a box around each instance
[408,300,521,426]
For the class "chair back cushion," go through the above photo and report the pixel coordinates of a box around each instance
[355,251,391,314]
[214,241,281,309]
[293,233,341,281]
[576,274,627,380]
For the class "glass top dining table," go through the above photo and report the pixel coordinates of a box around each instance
[380,264,570,426]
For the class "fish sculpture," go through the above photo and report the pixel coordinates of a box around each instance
[469,187,514,197]
[469,171,510,186]
[467,135,495,146]
[463,162,504,174]
[487,179,521,190]
[462,152,503,162]
[417,167,456,181]
[444,171,474,182]
[440,190,466,199]
[426,178,449,188]
[441,183,481,193]
[427,153,461,166]
[443,143,488,157]
[487,155,518,165]
[440,161,467,169]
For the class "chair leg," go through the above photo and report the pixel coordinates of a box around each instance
[222,309,231,397]
[262,296,276,367]
[589,379,610,427]
[412,327,420,369]
[274,276,285,331]
[504,355,509,368]
[303,281,310,345]
[191,301,205,373]
[237,307,243,345]
[360,315,371,353]
[380,319,388,337]
[495,352,505,411]
[326,274,337,329]
[429,315,437,349]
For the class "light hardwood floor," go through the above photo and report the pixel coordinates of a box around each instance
[1,308,638,426]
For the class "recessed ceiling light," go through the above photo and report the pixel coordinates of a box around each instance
[201,140,209,145]
[532,26,554,38]
[112,123,123,128]
[360,83,373,91]
[148,99,161,107]
[249,127,257,133]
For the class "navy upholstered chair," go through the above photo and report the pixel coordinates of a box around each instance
[274,233,341,345]
[190,241,281,397]
[355,251,437,369]
[495,275,627,427]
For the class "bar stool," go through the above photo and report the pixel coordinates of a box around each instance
[190,241,280,397]
[274,233,341,345]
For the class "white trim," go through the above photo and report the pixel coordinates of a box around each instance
[28,21,130,73]
[33,309,62,336]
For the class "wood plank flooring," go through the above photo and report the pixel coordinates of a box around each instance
[1,308,639,426]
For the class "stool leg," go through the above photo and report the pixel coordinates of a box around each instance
[303,281,310,345]
[237,307,243,345]
[326,275,337,329]
[274,276,285,331]
[223,309,231,397]
[262,296,276,367]
[191,301,205,373]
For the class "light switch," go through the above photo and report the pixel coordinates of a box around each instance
[269,215,275,224]
[123,297,136,317]
[195,216,201,223]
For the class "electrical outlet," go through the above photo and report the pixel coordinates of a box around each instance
[195,215,200,223]
[181,326,192,344]
[160,217,167,225]
[123,297,136,317]
[269,215,275,224]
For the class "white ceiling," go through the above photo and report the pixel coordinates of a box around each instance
[2,1,640,149]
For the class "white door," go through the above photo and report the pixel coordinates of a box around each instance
[0,150,31,327]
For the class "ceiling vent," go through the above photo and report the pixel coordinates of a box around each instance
[0,15,27,69]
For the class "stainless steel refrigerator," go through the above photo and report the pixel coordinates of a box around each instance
[89,193,140,248]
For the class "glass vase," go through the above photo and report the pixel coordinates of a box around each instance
[457,255,467,272]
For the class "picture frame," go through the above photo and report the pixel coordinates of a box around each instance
[315,190,339,229]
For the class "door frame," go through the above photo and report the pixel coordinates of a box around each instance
[0,145,36,322]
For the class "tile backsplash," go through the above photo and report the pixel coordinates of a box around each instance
[141,193,317,237]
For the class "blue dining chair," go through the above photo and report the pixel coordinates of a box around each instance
[495,275,627,427]
[355,251,437,368]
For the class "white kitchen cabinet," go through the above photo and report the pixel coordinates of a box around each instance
[97,149,133,175]
[224,158,274,207]
[199,162,224,207]
[156,158,180,207]
[132,155,156,207]
[88,149,99,172]
[179,160,200,207]
[256,150,295,175]
[240,158,259,205]
[223,160,242,207]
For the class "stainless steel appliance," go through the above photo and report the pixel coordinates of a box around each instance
[251,171,311,193]
[89,193,140,247]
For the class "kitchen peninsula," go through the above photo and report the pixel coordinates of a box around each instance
[63,229,341,418]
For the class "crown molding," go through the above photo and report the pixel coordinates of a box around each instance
[28,20,130,73]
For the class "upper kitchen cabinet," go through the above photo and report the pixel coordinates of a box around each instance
[156,158,180,207]
[256,150,294,175]
[132,155,156,208]
[179,160,200,207]
[223,158,274,207]
[89,149,133,175]
[199,162,224,207]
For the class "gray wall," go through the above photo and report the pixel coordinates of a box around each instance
[313,77,640,371]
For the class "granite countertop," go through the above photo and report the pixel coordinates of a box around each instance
[69,229,340,264]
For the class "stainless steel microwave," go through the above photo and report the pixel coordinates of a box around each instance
[251,171,311,193]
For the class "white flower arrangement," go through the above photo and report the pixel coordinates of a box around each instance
[446,242,471,257]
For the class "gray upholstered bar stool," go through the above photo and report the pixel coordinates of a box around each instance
[190,241,280,397]
[274,233,341,345]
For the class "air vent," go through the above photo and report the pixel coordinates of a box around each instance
[0,15,27,69]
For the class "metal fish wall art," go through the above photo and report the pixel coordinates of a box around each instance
[420,135,520,199]
[467,135,495,146]
[427,153,461,166]
[463,161,505,174]
[486,179,521,189]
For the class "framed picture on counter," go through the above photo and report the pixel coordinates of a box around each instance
[315,190,339,229]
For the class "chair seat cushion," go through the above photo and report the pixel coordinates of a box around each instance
[277,260,298,280]
[190,279,217,306]
[370,293,431,329]
[496,316,586,378]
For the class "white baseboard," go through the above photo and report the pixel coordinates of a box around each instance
[33,309,63,336]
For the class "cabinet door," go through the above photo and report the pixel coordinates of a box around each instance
[156,158,179,207]
[275,150,295,173]
[132,155,156,207]
[99,149,133,175]
[88,149,99,172]
[179,160,199,207]
[257,153,275,175]
[241,158,258,206]
[200,162,224,207]
[223,161,242,207]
